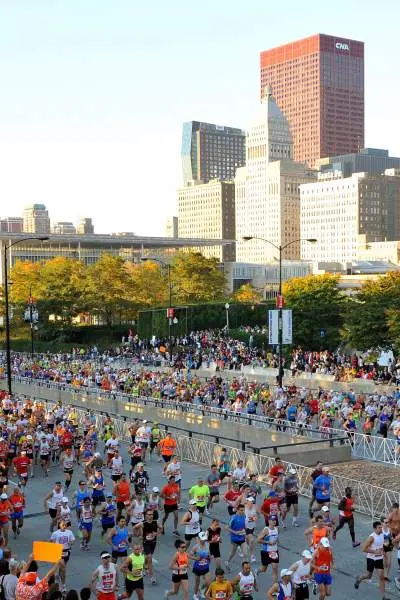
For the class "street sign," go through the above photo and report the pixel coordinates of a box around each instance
[282,309,293,344]
[268,310,279,344]
[166,308,174,318]
[276,294,284,308]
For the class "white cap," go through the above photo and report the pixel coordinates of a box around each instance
[321,537,330,548]
[280,568,293,578]
[302,550,312,559]
[198,531,208,541]
[321,506,330,512]
[246,497,255,502]
[152,487,159,493]
[0,493,7,499]
[143,420,148,424]
[289,468,297,474]
[189,499,197,505]
[62,497,69,503]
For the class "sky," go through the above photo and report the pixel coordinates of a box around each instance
[0,0,399,236]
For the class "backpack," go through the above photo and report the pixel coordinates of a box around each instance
[0,574,6,600]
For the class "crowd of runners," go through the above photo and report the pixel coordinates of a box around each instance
[0,388,398,600]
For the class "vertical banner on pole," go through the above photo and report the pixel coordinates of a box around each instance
[268,310,279,345]
[282,309,293,344]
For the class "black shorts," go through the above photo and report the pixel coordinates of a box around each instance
[125,578,144,594]
[172,573,188,583]
[92,494,106,506]
[40,454,50,461]
[48,424,55,432]
[143,541,157,555]
[64,468,73,475]
[62,550,71,563]
[101,522,115,532]
[197,505,205,514]
[184,532,199,542]
[49,508,58,519]
[286,495,298,508]
[150,441,159,450]
[209,543,220,558]
[112,549,128,559]
[294,583,309,600]
[209,491,219,499]
[245,528,255,536]
[261,550,279,566]
[162,455,172,463]
[117,501,127,512]
[366,558,384,572]
[227,506,236,516]
[131,457,142,468]
[164,504,178,514]
[140,442,148,449]
[111,474,121,482]
[219,472,229,480]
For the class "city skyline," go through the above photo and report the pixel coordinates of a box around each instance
[0,1,399,235]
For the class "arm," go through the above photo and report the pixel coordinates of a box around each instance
[119,556,131,575]
[362,535,373,554]
[267,583,279,600]
[91,568,99,593]
[106,526,116,545]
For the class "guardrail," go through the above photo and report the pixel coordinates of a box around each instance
[35,396,400,519]
[6,376,400,467]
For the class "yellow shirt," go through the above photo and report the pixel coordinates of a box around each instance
[207,580,233,600]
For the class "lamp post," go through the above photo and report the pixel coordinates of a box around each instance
[242,236,317,387]
[141,257,173,364]
[3,236,49,395]
[225,303,230,333]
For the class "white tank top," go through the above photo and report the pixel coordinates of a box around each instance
[48,489,64,509]
[238,572,255,596]
[96,564,117,592]
[111,456,123,475]
[292,560,311,584]
[245,507,257,529]
[185,510,200,535]
[60,506,71,520]
[130,499,145,524]
[366,532,384,559]
[279,581,292,599]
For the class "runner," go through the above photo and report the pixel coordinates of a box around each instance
[284,467,300,527]
[159,433,177,473]
[128,491,146,537]
[107,515,131,565]
[304,515,330,551]
[73,480,89,520]
[60,446,75,490]
[308,461,323,517]
[288,550,313,600]
[114,473,131,520]
[145,487,161,522]
[266,568,293,600]
[231,561,258,600]
[225,504,247,571]
[333,486,360,547]
[44,481,64,533]
[189,476,210,523]
[142,508,160,585]
[12,449,33,488]
[91,551,119,600]
[79,496,94,551]
[354,520,387,599]
[50,518,76,592]
[101,493,117,538]
[181,499,201,549]
[166,456,183,489]
[160,475,181,536]
[119,543,145,600]
[57,496,72,527]
[190,531,211,600]
[165,539,190,600]
[135,420,151,463]
[312,467,332,512]
[223,481,242,516]
[207,519,222,569]
[205,567,233,600]
[218,448,231,482]
[149,422,162,460]
[9,485,25,540]
[311,537,334,600]
[244,497,258,563]
[90,467,106,516]
[0,492,12,545]
[256,516,280,583]
[206,465,221,511]
[110,449,124,482]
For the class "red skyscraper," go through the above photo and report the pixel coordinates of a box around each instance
[260,34,364,167]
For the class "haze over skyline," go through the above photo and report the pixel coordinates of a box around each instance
[0,0,399,235]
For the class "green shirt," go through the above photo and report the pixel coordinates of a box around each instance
[126,553,145,581]
[189,484,210,507]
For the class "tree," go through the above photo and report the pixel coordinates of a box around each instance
[282,274,345,350]
[172,252,226,304]
[233,283,262,304]
[39,257,87,324]
[125,261,168,308]
[344,271,400,350]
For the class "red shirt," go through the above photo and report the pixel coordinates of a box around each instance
[10,493,25,512]
[162,483,180,506]
[343,497,354,518]
[261,497,280,517]
[224,490,241,504]
[13,456,32,475]
[268,464,285,483]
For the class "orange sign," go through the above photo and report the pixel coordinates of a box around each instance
[33,541,63,563]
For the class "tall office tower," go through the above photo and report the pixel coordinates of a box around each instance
[300,169,400,264]
[235,89,316,264]
[181,121,246,185]
[165,216,178,238]
[0,217,23,233]
[52,222,76,234]
[177,180,235,262]
[260,34,364,166]
[76,217,94,234]
[23,204,51,234]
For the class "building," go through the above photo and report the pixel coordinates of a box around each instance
[300,170,400,264]
[177,180,235,261]
[317,148,400,178]
[23,204,51,234]
[235,89,316,264]
[260,33,364,167]
[0,232,232,285]
[165,216,178,238]
[76,217,94,234]
[357,240,400,264]
[224,260,312,294]
[52,222,76,234]
[181,121,246,185]
[0,217,23,233]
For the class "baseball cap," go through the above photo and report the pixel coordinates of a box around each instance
[62,497,69,503]
[0,493,7,499]
[321,506,330,512]
[321,537,330,548]
[289,468,297,474]
[246,497,255,502]
[143,420,148,424]
[302,550,313,559]
[189,499,197,505]
[280,569,293,578]
[106,493,113,498]
[101,552,111,559]
[152,487,159,493]
[198,531,208,541]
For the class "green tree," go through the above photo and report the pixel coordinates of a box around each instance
[172,252,226,304]
[39,257,87,323]
[232,283,262,304]
[282,274,345,350]
[125,261,168,308]
[344,271,400,350]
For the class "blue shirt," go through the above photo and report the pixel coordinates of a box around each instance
[230,514,246,543]
[314,474,332,502]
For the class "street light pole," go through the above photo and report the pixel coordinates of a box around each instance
[2,236,49,396]
[242,235,317,387]
[225,303,230,334]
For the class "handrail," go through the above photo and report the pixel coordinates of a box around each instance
[249,436,349,455]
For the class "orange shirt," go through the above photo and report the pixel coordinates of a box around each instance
[115,481,131,504]
[312,526,329,548]
[159,437,177,456]
[162,483,180,505]
[313,547,333,573]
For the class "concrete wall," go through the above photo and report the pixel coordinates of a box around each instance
[2,380,351,466]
